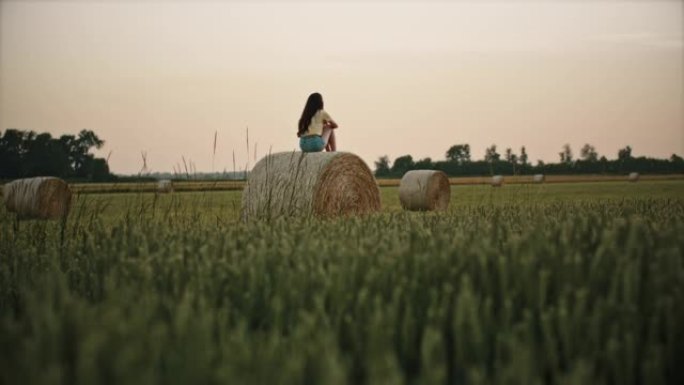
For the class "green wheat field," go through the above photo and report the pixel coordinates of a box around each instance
[1,181,683,384]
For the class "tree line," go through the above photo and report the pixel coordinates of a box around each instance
[0,129,113,181]
[375,143,684,178]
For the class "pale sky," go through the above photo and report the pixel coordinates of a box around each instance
[1,0,682,174]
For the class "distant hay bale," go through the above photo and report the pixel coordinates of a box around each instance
[157,179,174,193]
[628,172,639,182]
[490,175,504,187]
[3,177,72,220]
[533,174,545,183]
[398,170,450,211]
[241,151,381,220]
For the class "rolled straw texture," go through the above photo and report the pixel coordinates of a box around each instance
[398,170,450,211]
[157,179,174,193]
[241,151,381,220]
[3,177,72,219]
[491,175,504,187]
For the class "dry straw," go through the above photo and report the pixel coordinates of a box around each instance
[533,174,545,183]
[241,151,381,220]
[3,177,72,220]
[628,172,639,182]
[398,170,450,211]
[157,179,174,193]
[491,175,504,187]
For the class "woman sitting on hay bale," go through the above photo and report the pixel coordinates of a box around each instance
[297,92,339,153]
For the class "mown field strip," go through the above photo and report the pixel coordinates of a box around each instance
[39,180,682,224]
[1,173,680,195]
[383,173,684,187]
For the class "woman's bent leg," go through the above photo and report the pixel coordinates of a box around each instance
[321,127,332,146]
[322,128,337,152]
[327,130,337,151]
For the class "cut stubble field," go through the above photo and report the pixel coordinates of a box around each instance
[1,180,683,384]
[55,173,684,194]
[33,179,684,223]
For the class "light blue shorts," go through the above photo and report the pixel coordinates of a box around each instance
[299,135,324,152]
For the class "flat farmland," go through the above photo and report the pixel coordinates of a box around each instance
[49,179,684,222]
[1,180,683,384]
[50,173,684,194]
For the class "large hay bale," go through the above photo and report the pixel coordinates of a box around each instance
[157,179,174,193]
[241,151,381,220]
[398,170,450,211]
[3,177,72,220]
[628,172,639,182]
[533,174,545,183]
[490,175,504,187]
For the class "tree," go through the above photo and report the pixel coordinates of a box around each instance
[520,146,528,165]
[597,156,609,173]
[83,157,111,181]
[504,148,519,174]
[73,130,105,177]
[0,129,26,177]
[580,144,599,162]
[24,132,70,176]
[616,146,633,173]
[414,157,434,169]
[390,155,414,176]
[559,144,573,164]
[511,154,518,174]
[0,128,111,180]
[374,156,391,177]
[484,145,500,163]
[445,144,471,164]
[618,146,632,161]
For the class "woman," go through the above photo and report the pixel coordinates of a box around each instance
[297,92,338,152]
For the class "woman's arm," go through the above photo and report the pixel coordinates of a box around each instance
[322,110,338,129]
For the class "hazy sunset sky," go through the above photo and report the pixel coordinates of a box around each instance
[1,0,682,174]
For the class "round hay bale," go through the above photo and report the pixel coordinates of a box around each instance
[628,172,639,182]
[398,170,450,211]
[490,175,504,187]
[533,174,545,183]
[157,179,174,193]
[3,177,72,220]
[241,151,381,220]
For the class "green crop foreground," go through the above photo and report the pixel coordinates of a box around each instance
[1,181,683,384]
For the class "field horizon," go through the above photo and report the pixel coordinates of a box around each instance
[1,173,681,196]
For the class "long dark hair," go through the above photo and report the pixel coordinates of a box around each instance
[297,92,324,137]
